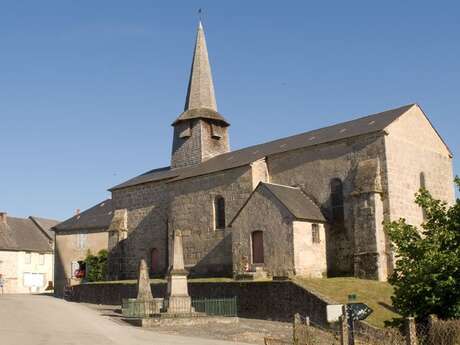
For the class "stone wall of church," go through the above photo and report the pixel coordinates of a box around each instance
[231,186,296,277]
[292,221,327,277]
[171,119,230,169]
[110,181,170,279]
[382,107,455,276]
[267,132,388,277]
[384,107,455,226]
[168,165,253,276]
[200,120,230,161]
[171,119,203,169]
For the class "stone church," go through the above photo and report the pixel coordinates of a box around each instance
[53,22,454,290]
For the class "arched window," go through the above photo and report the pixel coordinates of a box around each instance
[214,196,226,230]
[251,231,264,264]
[330,178,344,224]
[420,172,427,221]
[419,172,426,190]
[150,248,160,274]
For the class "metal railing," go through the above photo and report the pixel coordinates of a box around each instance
[192,297,238,317]
[122,298,164,318]
[122,296,237,318]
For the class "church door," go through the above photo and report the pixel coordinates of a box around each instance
[151,248,160,274]
[251,231,264,264]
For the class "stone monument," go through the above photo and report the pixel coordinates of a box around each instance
[165,231,193,314]
[137,258,154,301]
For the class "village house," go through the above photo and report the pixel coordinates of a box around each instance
[0,212,57,293]
[53,22,455,296]
[52,200,112,296]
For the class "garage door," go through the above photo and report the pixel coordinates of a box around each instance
[23,273,44,289]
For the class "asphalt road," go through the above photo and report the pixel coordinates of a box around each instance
[0,294,252,345]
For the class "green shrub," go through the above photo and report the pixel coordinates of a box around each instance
[84,249,108,282]
[386,177,460,322]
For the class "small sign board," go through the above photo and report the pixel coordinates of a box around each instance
[326,304,344,323]
[347,302,373,321]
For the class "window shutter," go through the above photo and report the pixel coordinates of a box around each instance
[179,123,191,138]
[211,123,222,139]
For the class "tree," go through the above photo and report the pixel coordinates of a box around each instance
[386,177,460,321]
[84,249,108,282]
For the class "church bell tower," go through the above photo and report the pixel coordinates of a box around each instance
[171,22,230,169]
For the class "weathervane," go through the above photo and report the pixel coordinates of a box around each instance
[198,8,203,21]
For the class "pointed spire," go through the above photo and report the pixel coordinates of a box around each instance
[184,21,217,111]
[172,21,229,127]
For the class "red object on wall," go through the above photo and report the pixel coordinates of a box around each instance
[151,248,160,274]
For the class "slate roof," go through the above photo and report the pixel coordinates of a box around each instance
[0,216,57,252]
[261,183,326,222]
[172,22,229,126]
[111,104,415,190]
[30,216,59,240]
[229,183,325,226]
[173,108,229,126]
[53,199,113,232]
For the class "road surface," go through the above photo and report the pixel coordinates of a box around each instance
[0,294,252,345]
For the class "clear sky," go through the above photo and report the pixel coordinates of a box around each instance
[1,1,458,220]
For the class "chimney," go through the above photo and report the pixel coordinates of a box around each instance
[75,209,80,215]
[0,212,7,224]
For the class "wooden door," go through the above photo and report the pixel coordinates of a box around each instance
[151,248,160,274]
[252,231,264,264]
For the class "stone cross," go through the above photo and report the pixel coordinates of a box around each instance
[137,258,153,301]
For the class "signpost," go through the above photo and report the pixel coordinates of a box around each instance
[346,294,373,345]
[0,274,4,295]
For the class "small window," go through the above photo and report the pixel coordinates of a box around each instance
[419,172,426,190]
[76,233,87,249]
[214,196,226,230]
[179,122,191,138]
[24,252,31,264]
[71,261,80,278]
[312,224,320,244]
[211,123,222,139]
[39,254,45,265]
[420,172,427,221]
[330,178,344,225]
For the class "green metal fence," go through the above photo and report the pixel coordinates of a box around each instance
[192,297,238,317]
[122,298,164,318]
[122,296,238,318]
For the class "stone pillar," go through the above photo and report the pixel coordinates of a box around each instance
[107,209,128,279]
[405,317,418,345]
[166,231,193,314]
[351,158,388,281]
[250,158,269,190]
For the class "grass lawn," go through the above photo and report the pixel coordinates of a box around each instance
[293,277,400,328]
[84,276,397,327]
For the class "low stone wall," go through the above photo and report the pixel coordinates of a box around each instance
[67,280,331,326]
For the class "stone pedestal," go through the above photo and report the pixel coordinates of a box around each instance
[165,231,193,314]
[166,295,193,314]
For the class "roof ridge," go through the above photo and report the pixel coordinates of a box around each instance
[111,103,415,189]
[223,103,415,156]
[261,182,301,190]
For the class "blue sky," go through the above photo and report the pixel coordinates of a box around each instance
[1,1,458,220]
